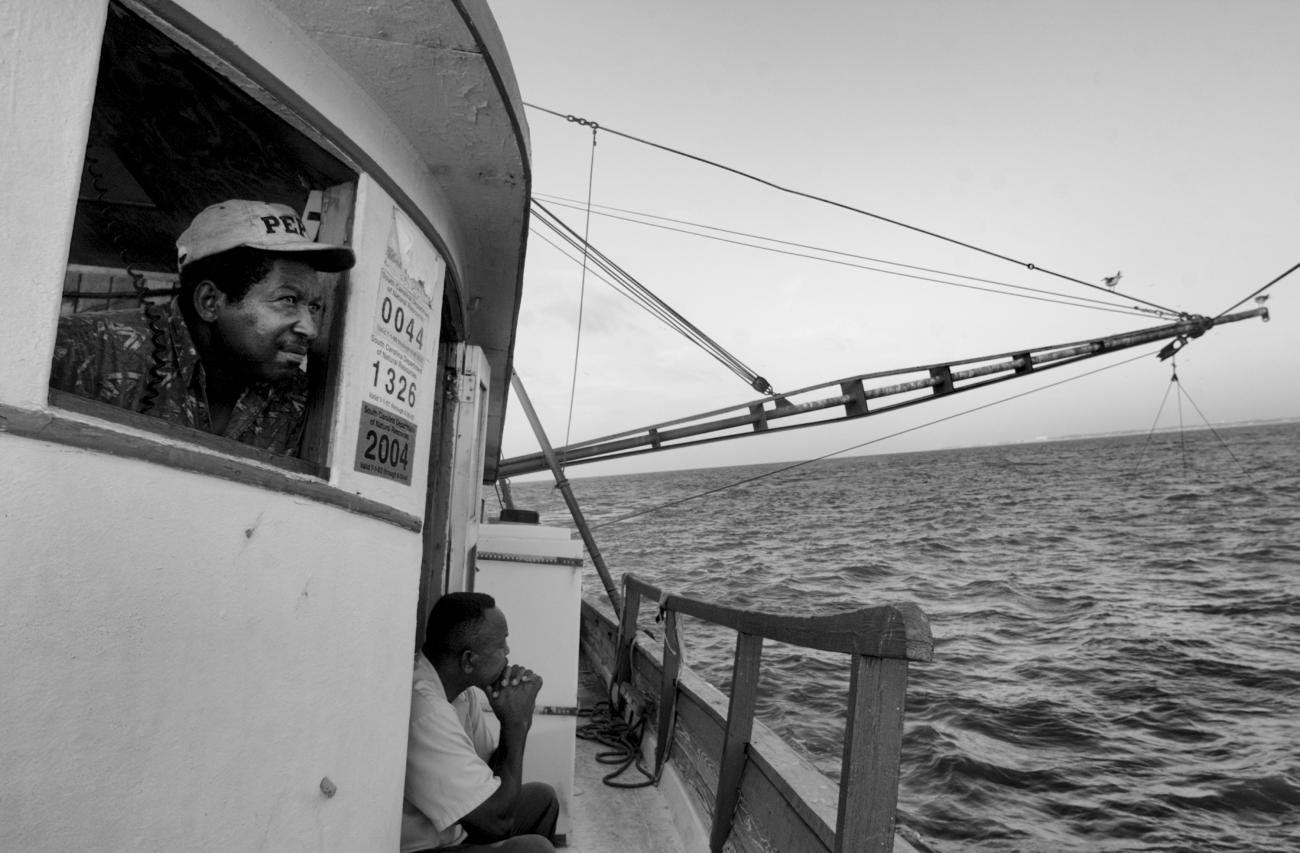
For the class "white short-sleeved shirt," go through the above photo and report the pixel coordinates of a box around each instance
[401,653,502,851]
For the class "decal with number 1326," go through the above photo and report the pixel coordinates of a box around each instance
[370,359,417,408]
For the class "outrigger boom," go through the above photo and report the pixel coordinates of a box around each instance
[500,307,1269,477]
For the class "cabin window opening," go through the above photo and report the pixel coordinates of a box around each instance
[49,0,360,475]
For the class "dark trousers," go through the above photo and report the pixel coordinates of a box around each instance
[443,782,559,852]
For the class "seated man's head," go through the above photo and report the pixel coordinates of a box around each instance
[424,592,511,689]
[176,200,355,386]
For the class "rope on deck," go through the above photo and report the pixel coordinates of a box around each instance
[576,700,657,789]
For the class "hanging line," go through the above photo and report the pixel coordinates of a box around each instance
[1174,360,1188,477]
[1213,258,1299,319]
[1129,358,1249,483]
[1175,375,1247,474]
[525,102,1183,319]
[1129,364,1177,482]
[532,200,774,395]
[564,123,600,450]
[591,349,1153,529]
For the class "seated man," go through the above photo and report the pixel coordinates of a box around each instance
[50,199,355,456]
[403,592,558,853]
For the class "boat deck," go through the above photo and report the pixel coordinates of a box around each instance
[565,728,692,852]
[562,664,695,852]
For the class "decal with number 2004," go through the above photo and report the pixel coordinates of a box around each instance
[354,401,418,484]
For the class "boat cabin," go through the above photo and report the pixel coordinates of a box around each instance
[2,0,527,848]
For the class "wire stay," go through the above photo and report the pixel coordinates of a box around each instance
[535,192,1161,320]
[563,123,600,451]
[1129,358,1248,482]
[532,200,773,395]
[1214,259,1299,319]
[525,102,1183,318]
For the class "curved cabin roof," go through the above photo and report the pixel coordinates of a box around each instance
[271,0,530,480]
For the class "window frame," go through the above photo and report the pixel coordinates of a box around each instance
[50,0,361,474]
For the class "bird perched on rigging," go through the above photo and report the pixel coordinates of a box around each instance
[1255,294,1270,305]
[1102,270,1122,289]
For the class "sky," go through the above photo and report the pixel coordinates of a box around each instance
[488,0,1300,478]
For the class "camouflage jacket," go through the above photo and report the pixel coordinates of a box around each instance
[50,303,309,456]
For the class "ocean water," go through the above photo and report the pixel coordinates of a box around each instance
[508,421,1300,852]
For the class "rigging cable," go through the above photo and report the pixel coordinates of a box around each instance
[1176,363,1188,476]
[1177,379,1247,474]
[1130,369,1176,483]
[526,227,766,344]
[531,220,1148,320]
[535,193,1158,320]
[1128,358,1246,482]
[524,102,1184,319]
[590,350,1155,529]
[533,200,774,394]
[564,123,600,450]
[1213,259,1299,319]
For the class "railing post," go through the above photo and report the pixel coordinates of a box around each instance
[709,632,763,853]
[611,579,643,703]
[835,654,910,853]
[652,609,682,777]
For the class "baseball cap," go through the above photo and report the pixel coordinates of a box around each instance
[176,199,356,272]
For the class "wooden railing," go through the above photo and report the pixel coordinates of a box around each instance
[610,573,933,853]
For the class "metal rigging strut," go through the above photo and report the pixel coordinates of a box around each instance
[498,308,1269,478]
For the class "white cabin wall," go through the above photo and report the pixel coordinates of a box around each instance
[0,0,108,407]
[0,443,422,852]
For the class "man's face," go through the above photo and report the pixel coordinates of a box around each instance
[471,607,511,688]
[210,259,326,385]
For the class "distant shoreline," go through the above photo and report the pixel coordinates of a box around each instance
[1016,416,1300,445]
[869,417,1299,458]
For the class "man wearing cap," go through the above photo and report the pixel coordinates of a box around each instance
[50,200,354,456]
